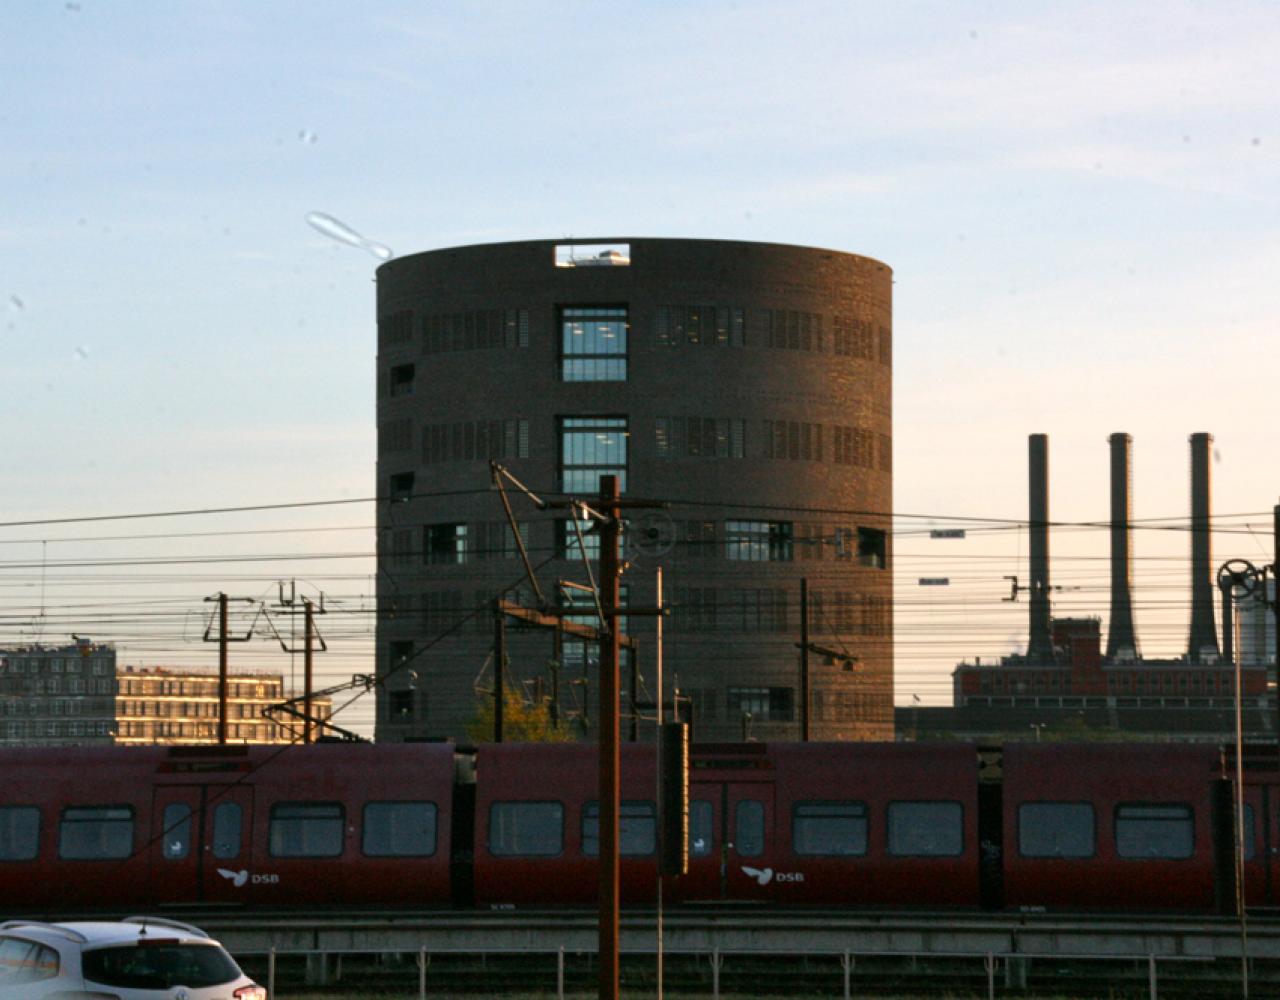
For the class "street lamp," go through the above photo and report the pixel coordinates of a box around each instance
[1030,722,1046,743]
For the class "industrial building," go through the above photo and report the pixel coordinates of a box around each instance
[0,640,329,745]
[943,433,1277,743]
[374,238,893,742]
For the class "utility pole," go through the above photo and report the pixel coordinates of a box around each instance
[799,578,810,741]
[494,597,506,743]
[303,598,315,744]
[1274,503,1279,742]
[598,474,622,1000]
[264,583,328,743]
[202,593,256,744]
[794,579,857,739]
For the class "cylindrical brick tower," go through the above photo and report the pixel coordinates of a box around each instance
[374,238,893,742]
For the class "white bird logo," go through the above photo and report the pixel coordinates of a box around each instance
[741,865,774,885]
[217,868,249,888]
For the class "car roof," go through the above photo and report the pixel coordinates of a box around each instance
[1,917,216,948]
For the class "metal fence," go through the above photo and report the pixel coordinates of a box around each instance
[240,943,1231,1000]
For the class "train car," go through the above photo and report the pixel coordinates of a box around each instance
[1,746,166,910]
[1000,743,1222,912]
[1,743,457,913]
[659,741,981,907]
[756,741,981,907]
[3,739,1271,916]
[471,743,660,904]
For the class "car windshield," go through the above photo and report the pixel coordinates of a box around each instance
[82,942,241,989]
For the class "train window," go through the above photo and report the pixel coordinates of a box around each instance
[735,800,765,857]
[0,806,40,861]
[212,802,242,859]
[59,806,134,860]
[161,803,192,860]
[1115,804,1194,859]
[1017,802,1095,858]
[489,802,563,856]
[269,802,345,858]
[690,800,713,857]
[581,801,656,857]
[887,801,963,856]
[792,801,868,856]
[363,801,438,857]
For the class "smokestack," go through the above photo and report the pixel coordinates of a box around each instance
[1186,432,1220,663]
[1106,433,1139,662]
[1028,434,1053,661]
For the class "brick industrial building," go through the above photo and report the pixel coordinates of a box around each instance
[374,238,893,742]
[938,433,1277,743]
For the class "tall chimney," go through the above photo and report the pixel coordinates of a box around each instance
[1186,432,1220,663]
[1106,433,1139,661]
[1028,434,1053,661]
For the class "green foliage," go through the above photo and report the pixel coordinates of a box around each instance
[466,684,576,743]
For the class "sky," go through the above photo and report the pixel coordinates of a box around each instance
[2,1,1278,736]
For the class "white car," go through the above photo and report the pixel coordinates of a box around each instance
[0,916,265,999]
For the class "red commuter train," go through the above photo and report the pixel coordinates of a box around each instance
[0,740,1271,915]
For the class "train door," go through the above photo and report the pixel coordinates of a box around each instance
[199,786,255,904]
[148,785,254,904]
[678,781,775,900]
[721,782,776,900]
[149,786,205,903]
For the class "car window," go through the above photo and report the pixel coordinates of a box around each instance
[82,943,242,990]
[0,936,59,984]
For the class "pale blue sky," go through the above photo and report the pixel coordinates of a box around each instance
[3,2,1278,731]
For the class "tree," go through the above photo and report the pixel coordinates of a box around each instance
[466,685,576,743]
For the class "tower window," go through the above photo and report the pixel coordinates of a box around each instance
[424,523,469,564]
[389,363,415,396]
[560,306,628,382]
[559,416,628,493]
[725,520,793,562]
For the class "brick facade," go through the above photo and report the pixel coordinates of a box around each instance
[375,238,893,742]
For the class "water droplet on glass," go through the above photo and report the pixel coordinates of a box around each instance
[74,346,89,361]
[1251,137,1261,147]
[65,1,81,9]
[9,295,24,310]
[298,129,318,144]
[1213,448,1222,463]
[305,212,393,261]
